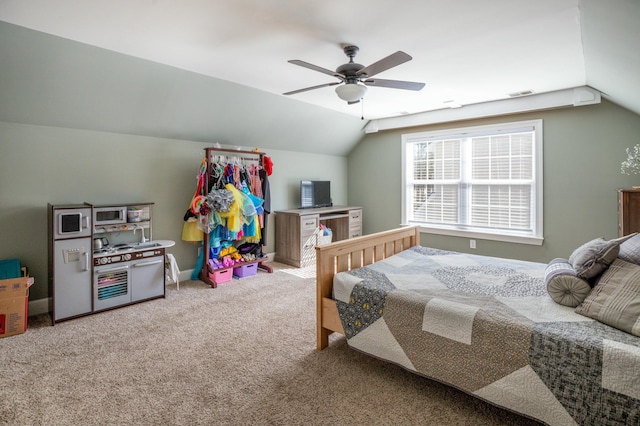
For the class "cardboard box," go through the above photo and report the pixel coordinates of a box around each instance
[0,276,34,338]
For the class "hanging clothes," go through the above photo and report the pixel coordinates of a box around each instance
[259,168,271,246]
[195,147,274,284]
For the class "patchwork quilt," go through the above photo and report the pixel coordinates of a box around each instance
[333,246,640,426]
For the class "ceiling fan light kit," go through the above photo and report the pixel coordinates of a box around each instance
[284,45,425,104]
[335,83,367,102]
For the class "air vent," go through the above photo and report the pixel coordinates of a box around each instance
[508,90,535,98]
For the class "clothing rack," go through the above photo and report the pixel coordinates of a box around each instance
[199,147,273,288]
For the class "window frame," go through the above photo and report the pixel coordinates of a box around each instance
[401,119,544,245]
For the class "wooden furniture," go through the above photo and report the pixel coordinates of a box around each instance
[314,226,640,426]
[274,206,363,268]
[315,225,420,349]
[618,188,640,236]
[198,147,272,288]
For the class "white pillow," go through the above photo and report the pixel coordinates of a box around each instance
[569,234,635,280]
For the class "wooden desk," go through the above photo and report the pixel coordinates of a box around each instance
[274,206,362,267]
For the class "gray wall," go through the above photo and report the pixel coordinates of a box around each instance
[0,121,347,301]
[1,22,357,306]
[348,99,640,263]
[2,21,640,306]
[0,21,364,157]
[3,97,640,304]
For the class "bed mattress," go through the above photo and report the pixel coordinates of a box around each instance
[333,246,640,426]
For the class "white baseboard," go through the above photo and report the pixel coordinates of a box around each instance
[27,254,276,316]
[28,297,50,317]
[177,269,195,282]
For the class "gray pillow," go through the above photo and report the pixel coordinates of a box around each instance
[575,258,640,337]
[569,235,634,280]
[545,258,592,307]
[619,233,640,265]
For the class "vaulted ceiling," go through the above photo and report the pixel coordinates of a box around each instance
[1,0,638,155]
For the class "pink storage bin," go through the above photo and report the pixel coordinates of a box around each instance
[209,268,232,284]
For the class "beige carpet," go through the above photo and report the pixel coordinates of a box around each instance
[0,262,541,426]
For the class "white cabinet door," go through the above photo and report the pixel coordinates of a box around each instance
[131,255,165,302]
[53,238,92,321]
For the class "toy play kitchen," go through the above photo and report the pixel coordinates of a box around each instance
[48,202,175,323]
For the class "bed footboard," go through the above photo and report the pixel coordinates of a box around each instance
[315,226,420,350]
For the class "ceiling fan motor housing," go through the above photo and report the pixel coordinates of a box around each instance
[336,63,365,82]
[284,44,424,101]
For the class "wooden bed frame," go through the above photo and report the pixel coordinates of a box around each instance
[315,225,421,350]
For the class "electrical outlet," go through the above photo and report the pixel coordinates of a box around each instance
[470,239,476,249]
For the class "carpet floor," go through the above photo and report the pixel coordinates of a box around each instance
[0,262,541,425]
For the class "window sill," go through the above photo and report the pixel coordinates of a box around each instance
[407,223,544,246]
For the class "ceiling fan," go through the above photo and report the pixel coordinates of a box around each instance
[283,45,425,104]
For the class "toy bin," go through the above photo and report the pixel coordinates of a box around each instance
[233,263,257,278]
[209,268,232,285]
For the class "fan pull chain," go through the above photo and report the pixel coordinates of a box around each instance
[361,98,365,120]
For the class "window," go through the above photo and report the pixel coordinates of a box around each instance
[402,120,543,245]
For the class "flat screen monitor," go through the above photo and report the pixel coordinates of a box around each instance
[300,180,332,208]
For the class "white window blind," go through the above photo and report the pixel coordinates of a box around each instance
[402,120,543,245]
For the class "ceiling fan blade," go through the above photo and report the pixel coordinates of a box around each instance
[364,78,425,91]
[283,81,341,96]
[288,60,345,79]
[356,51,412,78]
